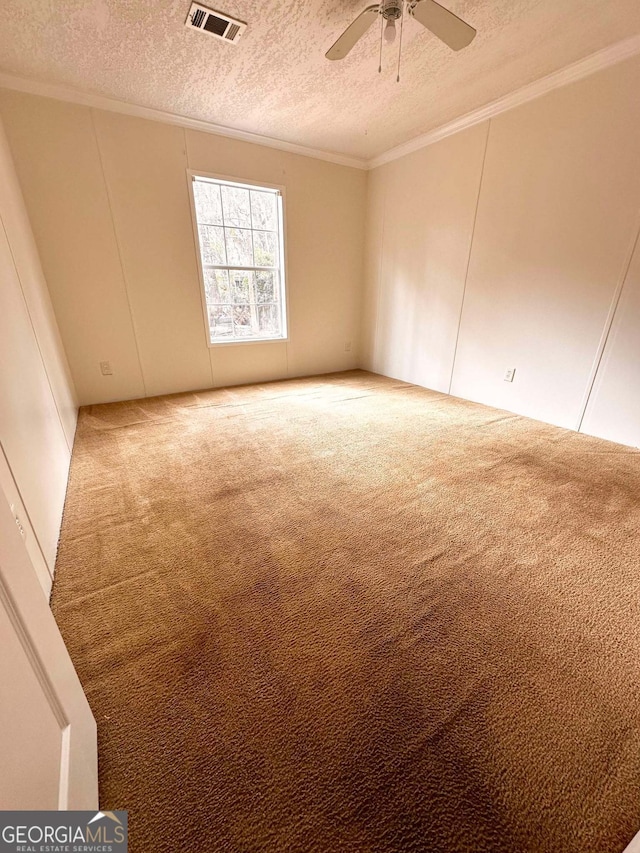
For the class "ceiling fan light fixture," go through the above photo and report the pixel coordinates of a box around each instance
[384,18,396,43]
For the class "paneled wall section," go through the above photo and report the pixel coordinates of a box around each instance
[363,53,640,447]
[0,92,367,405]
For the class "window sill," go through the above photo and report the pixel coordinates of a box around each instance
[207,336,289,348]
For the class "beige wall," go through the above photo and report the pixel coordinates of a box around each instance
[363,122,488,394]
[0,91,367,405]
[0,115,77,594]
[363,53,640,446]
[581,230,640,446]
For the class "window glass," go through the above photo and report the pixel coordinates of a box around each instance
[192,176,286,344]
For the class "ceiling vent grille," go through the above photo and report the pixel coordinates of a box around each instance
[185,3,247,44]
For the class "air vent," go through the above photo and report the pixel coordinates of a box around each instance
[185,3,247,44]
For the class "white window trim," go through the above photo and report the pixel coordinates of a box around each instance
[186,169,290,347]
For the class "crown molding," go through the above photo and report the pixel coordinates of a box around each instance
[0,72,368,171]
[1,32,639,173]
[368,33,640,169]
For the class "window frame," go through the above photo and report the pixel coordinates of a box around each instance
[187,169,290,347]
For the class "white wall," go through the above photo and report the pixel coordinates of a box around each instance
[363,53,640,446]
[0,91,367,406]
[0,115,77,595]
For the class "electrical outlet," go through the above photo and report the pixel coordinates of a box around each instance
[504,368,516,383]
[100,360,113,376]
[344,341,352,353]
[10,504,26,540]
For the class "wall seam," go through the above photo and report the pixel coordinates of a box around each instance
[576,206,640,433]
[371,177,387,373]
[354,170,368,371]
[447,119,491,395]
[90,108,148,397]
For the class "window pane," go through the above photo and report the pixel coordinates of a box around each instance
[225,228,253,266]
[193,181,223,225]
[209,305,233,340]
[257,304,280,336]
[198,225,226,265]
[255,271,275,303]
[229,270,251,304]
[251,190,277,231]
[233,304,253,336]
[221,185,251,228]
[204,269,230,303]
[192,176,286,344]
[253,231,278,267]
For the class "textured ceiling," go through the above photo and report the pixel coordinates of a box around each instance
[0,0,639,160]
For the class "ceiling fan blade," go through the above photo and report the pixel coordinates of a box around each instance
[326,5,380,61]
[409,0,476,51]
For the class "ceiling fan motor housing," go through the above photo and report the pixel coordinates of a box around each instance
[381,0,403,21]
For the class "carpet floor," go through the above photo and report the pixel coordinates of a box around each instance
[51,370,640,852]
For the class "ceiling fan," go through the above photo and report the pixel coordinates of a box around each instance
[326,0,476,75]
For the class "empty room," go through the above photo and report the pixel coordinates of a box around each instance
[1,1,640,851]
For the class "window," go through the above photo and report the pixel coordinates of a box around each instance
[190,174,287,344]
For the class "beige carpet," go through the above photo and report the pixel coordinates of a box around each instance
[51,370,640,852]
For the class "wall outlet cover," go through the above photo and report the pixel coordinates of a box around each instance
[504,368,516,382]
